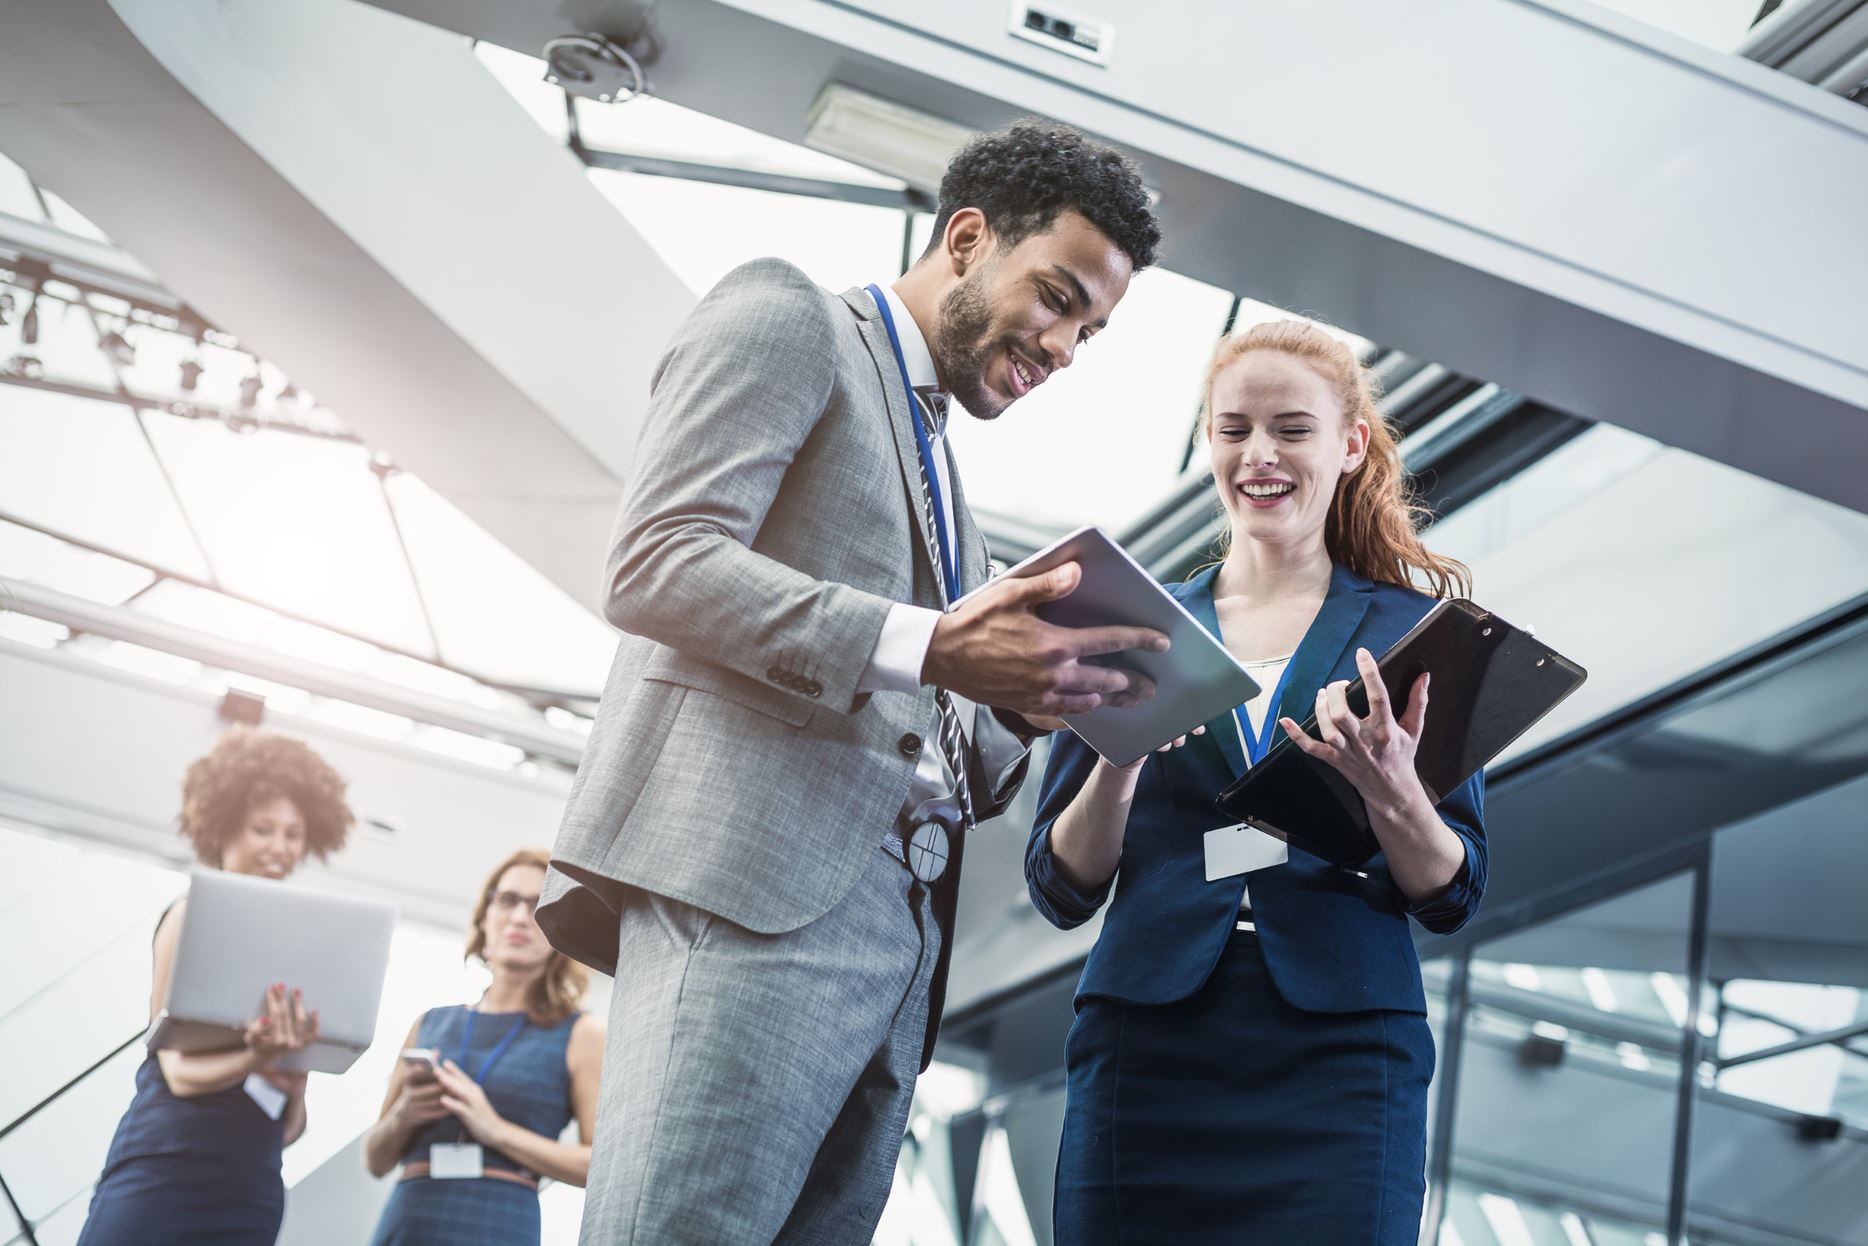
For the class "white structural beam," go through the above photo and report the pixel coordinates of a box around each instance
[0,0,696,610]
[373,0,1868,512]
[0,638,575,930]
[2,579,588,764]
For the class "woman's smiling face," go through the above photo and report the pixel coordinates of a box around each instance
[1207,349,1368,549]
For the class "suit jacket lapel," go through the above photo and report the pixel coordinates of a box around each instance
[842,287,941,596]
[1179,566,1249,776]
[1181,561,1376,781]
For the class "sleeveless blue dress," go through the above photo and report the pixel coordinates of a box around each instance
[78,906,288,1246]
[368,1005,581,1246]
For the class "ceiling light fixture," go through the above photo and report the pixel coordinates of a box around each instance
[803,84,974,194]
[542,34,648,104]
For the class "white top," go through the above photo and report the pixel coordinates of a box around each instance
[1232,654,1292,914]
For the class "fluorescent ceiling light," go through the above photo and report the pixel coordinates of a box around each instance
[804,84,973,193]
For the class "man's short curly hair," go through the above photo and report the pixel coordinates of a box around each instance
[180,729,354,867]
[926,120,1160,270]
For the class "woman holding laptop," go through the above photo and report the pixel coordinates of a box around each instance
[364,846,603,1246]
[1027,320,1488,1244]
[78,728,354,1246]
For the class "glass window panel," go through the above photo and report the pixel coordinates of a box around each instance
[1451,874,1694,1235]
[384,474,614,694]
[35,189,111,243]
[0,388,210,578]
[587,168,905,297]
[0,152,45,221]
[0,520,155,603]
[139,412,434,655]
[1688,776,1868,1245]
[945,265,1234,533]
[0,823,185,1136]
[1426,426,1868,760]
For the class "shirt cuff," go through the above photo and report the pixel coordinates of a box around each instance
[857,603,942,696]
[1406,836,1478,931]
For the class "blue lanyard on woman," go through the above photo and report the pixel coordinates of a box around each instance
[1234,661,1299,767]
[459,1007,528,1084]
[865,283,958,604]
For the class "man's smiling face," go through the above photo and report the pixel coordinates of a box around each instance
[931,209,1134,420]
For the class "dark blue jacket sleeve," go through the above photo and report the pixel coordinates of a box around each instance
[1024,731,1116,930]
[1405,769,1487,935]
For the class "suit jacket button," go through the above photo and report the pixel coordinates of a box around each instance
[768,666,784,683]
[804,680,822,698]
[899,733,922,756]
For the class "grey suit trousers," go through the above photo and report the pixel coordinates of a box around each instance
[579,841,940,1244]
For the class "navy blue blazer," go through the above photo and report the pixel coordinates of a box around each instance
[1026,563,1487,1015]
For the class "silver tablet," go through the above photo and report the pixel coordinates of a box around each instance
[988,526,1258,767]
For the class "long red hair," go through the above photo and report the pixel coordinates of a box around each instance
[1203,320,1470,599]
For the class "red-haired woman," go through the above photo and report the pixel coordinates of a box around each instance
[78,728,354,1245]
[364,847,603,1246]
[1028,321,1488,1244]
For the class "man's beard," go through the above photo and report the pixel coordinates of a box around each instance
[934,271,1011,421]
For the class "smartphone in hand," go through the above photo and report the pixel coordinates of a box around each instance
[399,1048,440,1081]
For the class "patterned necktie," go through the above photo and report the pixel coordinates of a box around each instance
[907,389,973,884]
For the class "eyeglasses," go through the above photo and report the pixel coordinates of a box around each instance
[487,889,541,916]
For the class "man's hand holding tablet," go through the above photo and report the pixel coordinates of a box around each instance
[923,559,1170,724]
[933,527,1261,766]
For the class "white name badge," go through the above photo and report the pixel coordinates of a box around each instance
[429,1142,485,1180]
[242,1073,287,1120]
[1203,823,1289,882]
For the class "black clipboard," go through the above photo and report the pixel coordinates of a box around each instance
[1214,599,1586,867]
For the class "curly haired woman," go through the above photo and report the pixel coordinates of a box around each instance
[77,727,353,1246]
[363,847,603,1246]
[1029,321,1487,1244]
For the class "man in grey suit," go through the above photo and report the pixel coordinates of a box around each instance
[538,121,1163,1243]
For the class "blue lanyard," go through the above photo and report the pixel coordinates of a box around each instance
[1234,660,1299,767]
[458,1008,528,1085]
[866,283,958,604]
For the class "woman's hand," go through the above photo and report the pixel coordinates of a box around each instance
[435,1059,510,1149]
[242,983,320,1067]
[1278,647,1431,814]
[390,1056,451,1131]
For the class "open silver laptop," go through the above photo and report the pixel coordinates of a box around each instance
[148,870,397,1074]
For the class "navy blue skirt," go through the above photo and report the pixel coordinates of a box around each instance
[368,1175,541,1246]
[1055,929,1434,1246]
[78,1151,283,1245]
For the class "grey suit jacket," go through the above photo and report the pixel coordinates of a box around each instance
[540,257,1028,981]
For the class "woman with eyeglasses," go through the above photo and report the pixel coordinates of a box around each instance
[364,847,604,1246]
